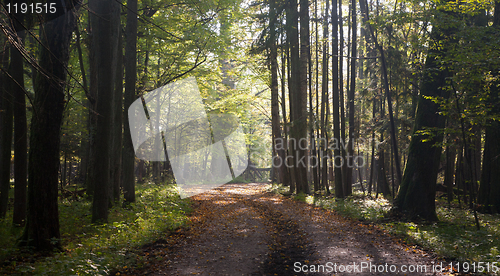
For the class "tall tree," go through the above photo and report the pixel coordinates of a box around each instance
[286,0,300,193]
[90,0,121,223]
[269,0,286,185]
[392,6,455,221]
[332,0,344,198]
[18,0,80,250]
[344,0,357,197]
[0,34,13,219]
[295,0,310,194]
[321,0,331,194]
[11,12,27,227]
[111,30,124,203]
[122,0,138,203]
[477,0,500,214]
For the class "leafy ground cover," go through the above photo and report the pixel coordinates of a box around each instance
[268,183,500,273]
[0,183,191,275]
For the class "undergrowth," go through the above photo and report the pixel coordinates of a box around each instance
[0,182,191,275]
[267,183,500,272]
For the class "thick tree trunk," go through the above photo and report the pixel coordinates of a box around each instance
[286,0,299,194]
[392,11,453,220]
[90,0,120,223]
[122,0,138,203]
[477,1,500,213]
[19,1,79,250]
[295,0,310,194]
[478,119,500,213]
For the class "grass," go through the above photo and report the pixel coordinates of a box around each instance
[0,182,192,275]
[268,183,500,272]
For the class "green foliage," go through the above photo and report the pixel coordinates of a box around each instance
[0,183,191,275]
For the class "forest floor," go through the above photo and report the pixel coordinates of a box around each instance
[117,183,453,275]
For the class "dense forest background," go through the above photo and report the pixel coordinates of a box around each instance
[0,0,499,274]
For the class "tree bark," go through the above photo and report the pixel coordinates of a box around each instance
[19,0,80,250]
[122,0,138,203]
[295,0,310,194]
[90,0,120,223]
[286,0,299,194]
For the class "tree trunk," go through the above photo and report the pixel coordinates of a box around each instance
[19,1,80,250]
[90,0,120,223]
[392,9,453,220]
[11,14,27,226]
[280,29,291,187]
[286,0,299,194]
[86,9,97,197]
[345,0,357,197]
[377,148,391,197]
[270,0,286,186]
[122,0,138,203]
[112,30,124,204]
[444,144,456,206]
[478,116,500,213]
[313,0,320,192]
[296,0,310,194]
[0,42,13,219]
[478,1,500,212]
[332,0,344,198]
[367,96,377,195]
[75,21,90,184]
[320,0,330,195]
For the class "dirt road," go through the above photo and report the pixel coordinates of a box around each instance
[124,183,449,275]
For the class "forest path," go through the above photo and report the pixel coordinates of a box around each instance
[123,183,449,275]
